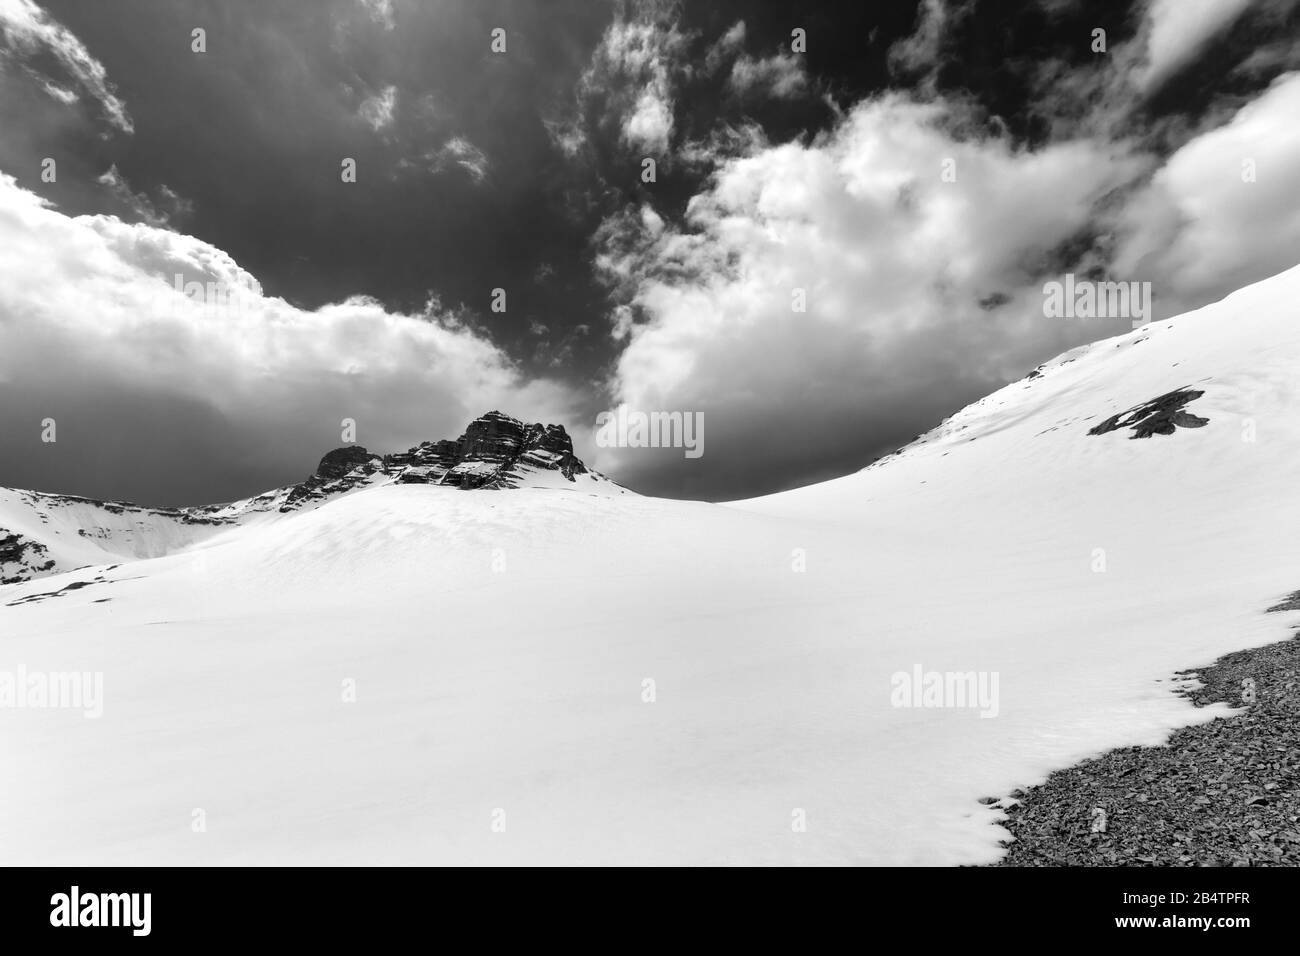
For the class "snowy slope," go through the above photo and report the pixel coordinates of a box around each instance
[2,265,1300,865]
[0,412,627,586]
[0,489,244,584]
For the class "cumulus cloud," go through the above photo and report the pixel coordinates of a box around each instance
[590,73,1300,498]
[591,93,1152,496]
[623,87,675,154]
[0,174,575,504]
[0,0,133,133]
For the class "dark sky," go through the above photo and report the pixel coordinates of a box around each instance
[1,0,1299,505]
[10,0,909,380]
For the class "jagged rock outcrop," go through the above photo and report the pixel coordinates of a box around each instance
[279,411,604,509]
[397,411,590,489]
[422,411,589,489]
[282,445,383,510]
[0,412,617,586]
[0,530,55,584]
[1088,388,1210,438]
[458,410,527,461]
[317,446,380,480]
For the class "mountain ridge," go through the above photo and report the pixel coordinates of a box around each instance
[0,410,624,585]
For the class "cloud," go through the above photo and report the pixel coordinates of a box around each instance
[677,122,768,169]
[602,12,689,155]
[427,136,489,182]
[0,0,133,133]
[705,17,812,104]
[587,51,1300,498]
[1135,0,1254,93]
[893,0,1289,154]
[95,165,193,228]
[1111,71,1300,313]
[395,136,490,183]
[358,0,395,31]
[728,52,808,99]
[39,78,77,104]
[1228,0,1300,76]
[706,20,746,73]
[0,174,575,504]
[888,0,973,89]
[544,117,587,158]
[358,84,398,132]
[623,87,674,154]
[1025,0,1298,143]
[591,92,1156,496]
[548,4,691,158]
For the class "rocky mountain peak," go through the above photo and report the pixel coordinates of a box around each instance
[315,445,379,480]
[0,412,622,587]
[282,411,606,510]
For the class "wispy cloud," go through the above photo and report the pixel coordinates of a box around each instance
[705,20,746,73]
[888,0,973,90]
[429,136,489,182]
[96,165,192,228]
[357,0,395,31]
[400,135,490,183]
[358,84,398,132]
[0,0,133,133]
[1025,0,1300,143]
[728,52,807,99]
[1136,0,1255,93]
[547,3,691,159]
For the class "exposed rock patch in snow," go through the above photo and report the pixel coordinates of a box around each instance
[1087,388,1211,439]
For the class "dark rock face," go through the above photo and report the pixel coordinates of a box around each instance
[316,446,380,480]
[388,440,459,474]
[282,411,600,507]
[433,411,589,489]
[520,422,586,477]
[1088,389,1210,438]
[281,446,382,510]
[457,410,526,462]
[0,530,55,585]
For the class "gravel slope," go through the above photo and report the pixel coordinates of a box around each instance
[994,595,1300,867]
